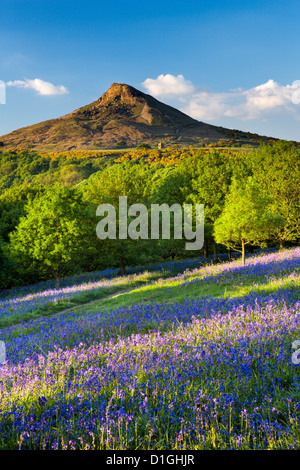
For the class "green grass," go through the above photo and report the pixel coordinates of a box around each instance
[4,254,300,330]
[0,269,175,328]
[62,266,300,317]
[83,279,223,314]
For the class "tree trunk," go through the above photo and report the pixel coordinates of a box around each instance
[242,241,245,265]
[56,277,61,288]
[213,240,218,263]
[120,257,126,275]
[203,239,209,258]
[228,247,231,261]
[279,240,285,251]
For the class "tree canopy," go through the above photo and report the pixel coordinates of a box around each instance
[0,142,299,287]
[9,185,97,286]
[214,178,285,264]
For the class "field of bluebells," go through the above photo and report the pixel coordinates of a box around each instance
[0,247,299,450]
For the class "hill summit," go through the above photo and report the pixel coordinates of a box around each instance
[0,83,275,151]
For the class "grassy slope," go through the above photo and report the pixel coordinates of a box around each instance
[0,248,300,450]
[2,249,300,329]
[33,251,300,321]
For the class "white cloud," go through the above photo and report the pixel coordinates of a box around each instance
[142,74,195,96]
[180,90,230,121]
[142,74,300,122]
[181,79,300,121]
[6,78,69,96]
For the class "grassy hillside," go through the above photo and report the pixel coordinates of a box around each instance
[0,247,299,449]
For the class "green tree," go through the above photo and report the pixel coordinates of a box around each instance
[250,141,300,248]
[115,139,127,149]
[0,239,14,289]
[0,185,46,242]
[83,161,153,207]
[83,162,157,273]
[214,178,285,264]
[9,185,96,286]
[188,150,234,261]
[136,143,151,149]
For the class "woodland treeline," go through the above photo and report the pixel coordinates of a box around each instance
[0,141,299,288]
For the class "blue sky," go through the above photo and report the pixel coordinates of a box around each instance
[0,0,299,140]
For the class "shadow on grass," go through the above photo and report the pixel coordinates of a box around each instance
[81,250,300,315]
[2,248,299,329]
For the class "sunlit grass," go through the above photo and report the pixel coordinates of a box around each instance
[83,278,225,315]
[0,270,170,328]
[72,259,300,317]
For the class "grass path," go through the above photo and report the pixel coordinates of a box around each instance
[4,248,299,329]
[50,285,144,317]
[50,252,300,319]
